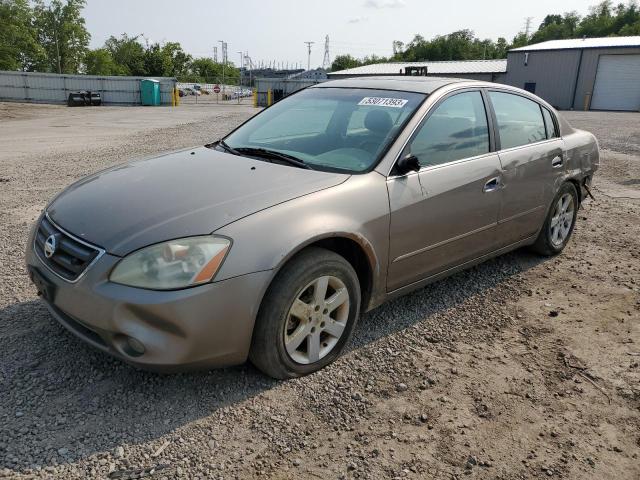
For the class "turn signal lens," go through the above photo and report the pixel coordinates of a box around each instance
[110,236,231,290]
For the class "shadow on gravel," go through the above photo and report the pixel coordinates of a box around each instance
[0,249,546,473]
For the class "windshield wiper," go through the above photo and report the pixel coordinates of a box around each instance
[234,147,313,170]
[208,142,312,170]
[213,139,241,156]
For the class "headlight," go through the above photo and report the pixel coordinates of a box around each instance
[110,236,231,290]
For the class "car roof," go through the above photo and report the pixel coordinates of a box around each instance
[311,76,490,94]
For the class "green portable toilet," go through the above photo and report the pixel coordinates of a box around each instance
[140,79,161,106]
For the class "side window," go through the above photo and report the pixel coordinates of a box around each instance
[541,107,558,139]
[406,91,489,167]
[489,91,546,149]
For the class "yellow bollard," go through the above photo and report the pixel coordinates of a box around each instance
[171,88,176,107]
[175,87,180,106]
[253,89,258,108]
[267,89,272,107]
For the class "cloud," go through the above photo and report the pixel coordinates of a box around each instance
[348,16,369,24]
[363,0,406,8]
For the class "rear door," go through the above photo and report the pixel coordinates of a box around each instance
[387,90,502,291]
[487,90,565,246]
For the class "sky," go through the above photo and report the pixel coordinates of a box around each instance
[82,0,598,68]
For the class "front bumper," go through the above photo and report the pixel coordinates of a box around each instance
[26,239,272,372]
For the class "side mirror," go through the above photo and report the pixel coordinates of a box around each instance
[396,154,421,175]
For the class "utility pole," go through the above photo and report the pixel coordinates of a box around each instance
[49,6,61,73]
[322,35,331,70]
[238,51,243,88]
[53,28,61,74]
[304,41,315,71]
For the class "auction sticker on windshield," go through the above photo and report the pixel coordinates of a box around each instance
[358,97,409,108]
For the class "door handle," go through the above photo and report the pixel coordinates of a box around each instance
[552,156,563,168]
[483,177,501,193]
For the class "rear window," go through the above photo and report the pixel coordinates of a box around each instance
[489,91,546,149]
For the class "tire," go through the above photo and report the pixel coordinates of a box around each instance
[249,247,361,379]
[531,182,579,256]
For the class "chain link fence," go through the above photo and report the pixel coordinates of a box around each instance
[176,76,328,107]
[177,77,254,105]
[254,78,326,107]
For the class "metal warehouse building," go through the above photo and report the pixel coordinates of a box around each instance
[326,59,507,82]
[327,36,640,111]
[505,36,640,111]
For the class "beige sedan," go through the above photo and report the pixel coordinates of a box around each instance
[27,77,599,378]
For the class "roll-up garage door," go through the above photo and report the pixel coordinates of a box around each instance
[591,54,640,111]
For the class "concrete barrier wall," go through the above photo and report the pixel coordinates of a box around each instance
[0,71,177,105]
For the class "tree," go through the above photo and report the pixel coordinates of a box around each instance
[0,0,45,71]
[189,57,221,79]
[530,12,580,43]
[104,34,146,76]
[494,37,509,58]
[613,1,640,34]
[32,0,90,73]
[85,48,122,75]
[162,42,191,77]
[576,1,615,37]
[510,32,529,49]
[142,42,192,77]
[396,30,504,62]
[330,54,362,72]
[392,40,404,55]
[178,57,239,82]
[143,43,172,76]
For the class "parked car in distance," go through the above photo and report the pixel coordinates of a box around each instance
[26,77,599,378]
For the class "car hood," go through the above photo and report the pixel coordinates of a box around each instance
[48,147,349,256]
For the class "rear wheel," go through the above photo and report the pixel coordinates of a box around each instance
[250,247,361,379]
[531,182,578,256]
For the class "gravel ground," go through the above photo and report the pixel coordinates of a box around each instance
[0,105,638,480]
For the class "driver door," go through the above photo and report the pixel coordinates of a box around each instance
[386,90,503,291]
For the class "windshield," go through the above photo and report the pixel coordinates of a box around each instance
[222,87,426,173]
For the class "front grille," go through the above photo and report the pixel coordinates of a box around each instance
[34,215,101,281]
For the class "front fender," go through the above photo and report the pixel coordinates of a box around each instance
[213,173,391,308]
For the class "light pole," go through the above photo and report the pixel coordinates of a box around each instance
[238,51,243,88]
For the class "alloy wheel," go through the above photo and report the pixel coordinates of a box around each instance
[549,193,575,247]
[283,275,350,364]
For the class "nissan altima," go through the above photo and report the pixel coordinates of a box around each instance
[26,77,599,378]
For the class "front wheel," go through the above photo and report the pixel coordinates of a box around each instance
[531,182,579,256]
[249,247,361,379]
